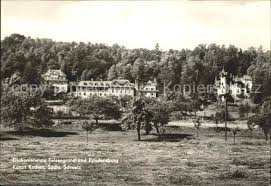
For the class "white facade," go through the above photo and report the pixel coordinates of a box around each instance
[42,69,68,93]
[42,69,158,99]
[137,80,158,98]
[73,79,135,99]
[215,69,253,102]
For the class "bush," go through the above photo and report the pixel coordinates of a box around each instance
[219,168,250,179]
[170,111,184,121]
[97,120,122,131]
[168,174,198,185]
[121,113,135,131]
[230,169,249,179]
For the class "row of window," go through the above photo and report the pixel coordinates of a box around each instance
[45,81,67,85]
[78,87,133,92]
[76,92,133,96]
[144,87,155,91]
[45,77,66,80]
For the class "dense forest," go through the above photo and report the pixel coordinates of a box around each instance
[1,33,271,103]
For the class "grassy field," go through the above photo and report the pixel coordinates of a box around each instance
[0,125,270,185]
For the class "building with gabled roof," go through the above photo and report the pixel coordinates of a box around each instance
[136,79,158,98]
[73,78,135,98]
[42,69,158,99]
[42,69,68,93]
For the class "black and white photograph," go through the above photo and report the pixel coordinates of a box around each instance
[0,0,270,185]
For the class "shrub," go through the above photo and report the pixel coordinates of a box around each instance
[219,168,250,179]
[121,113,135,131]
[168,174,197,185]
[230,169,249,179]
[170,111,184,121]
[98,120,122,131]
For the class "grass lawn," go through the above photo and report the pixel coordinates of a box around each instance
[0,126,270,185]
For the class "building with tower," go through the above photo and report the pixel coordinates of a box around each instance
[215,68,253,102]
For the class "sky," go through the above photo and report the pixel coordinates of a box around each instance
[1,1,270,50]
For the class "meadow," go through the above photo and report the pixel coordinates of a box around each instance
[0,124,270,185]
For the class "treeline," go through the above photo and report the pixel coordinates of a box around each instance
[1,33,271,102]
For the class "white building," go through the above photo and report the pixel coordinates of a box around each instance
[73,79,135,99]
[215,68,253,102]
[42,69,68,93]
[42,69,158,99]
[136,80,158,98]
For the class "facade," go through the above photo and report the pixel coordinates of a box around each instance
[42,69,68,93]
[73,79,135,99]
[215,69,252,102]
[42,69,158,99]
[136,80,158,98]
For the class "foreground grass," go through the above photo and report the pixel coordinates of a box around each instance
[0,127,270,185]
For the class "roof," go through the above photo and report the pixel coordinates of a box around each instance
[112,79,134,87]
[78,80,111,87]
[78,79,134,87]
[140,80,157,90]
[42,69,66,77]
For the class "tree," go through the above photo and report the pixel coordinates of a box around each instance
[23,61,41,84]
[239,103,251,119]
[121,112,135,131]
[90,97,122,126]
[67,97,121,125]
[131,58,145,82]
[116,95,133,111]
[108,65,118,80]
[1,89,52,131]
[231,127,240,145]
[81,120,97,143]
[144,110,153,135]
[155,43,160,51]
[238,104,246,118]
[66,98,90,118]
[192,118,201,137]
[132,98,146,141]
[146,99,171,139]
[261,98,271,114]
[212,111,223,131]
[31,103,54,129]
[190,98,201,116]
[248,114,271,141]
[121,64,132,80]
